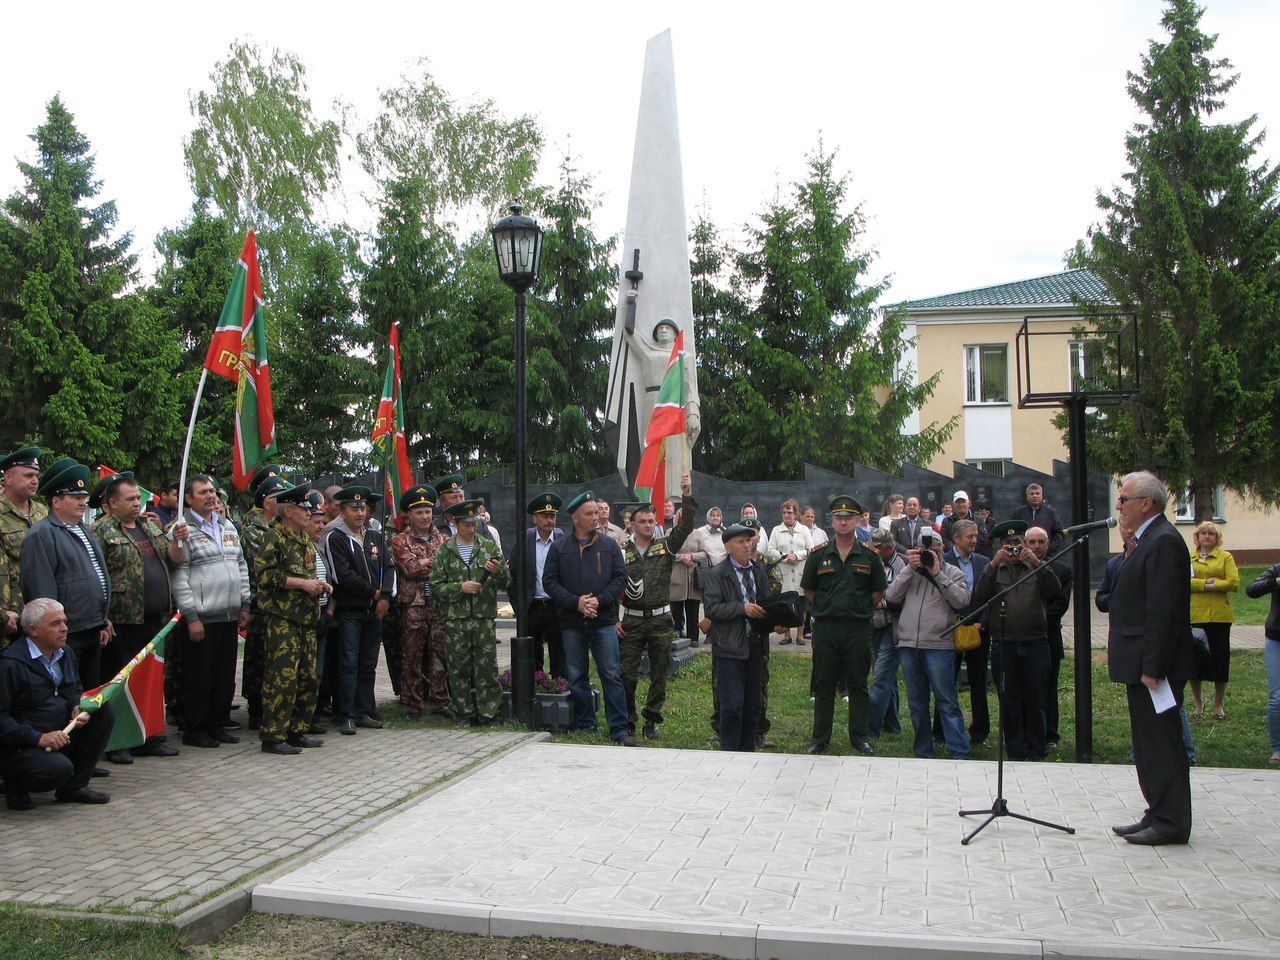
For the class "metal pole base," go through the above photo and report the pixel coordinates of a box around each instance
[960,797,1075,845]
[511,633,536,728]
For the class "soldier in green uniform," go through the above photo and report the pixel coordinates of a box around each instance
[618,473,696,740]
[429,500,509,728]
[240,468,286,729]
[255,481,332,755]
[800,495,887,756]
[0,447,47,649]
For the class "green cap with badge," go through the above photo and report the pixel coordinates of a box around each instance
[433,473,465,497]
[527,492,562,516]
[564,491,596,516]
[446,499,483,523]
[274,481,313,506]
[990,519,1029,541]
[335,485,378,506]
[255,476,290,506]
[249,464,282,493]
[399,484,437,514]
[38,458,91,498]
[829,494,863,517]
[88,471,134,509]
[0,446,41,472]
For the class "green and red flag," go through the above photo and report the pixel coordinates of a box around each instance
[204,230,277,491]
[633,330,688,509]
[97,464,155,506]
[371,321,413,515]
[77,612,181,752]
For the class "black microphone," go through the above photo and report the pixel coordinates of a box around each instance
[1063,517,1118,535]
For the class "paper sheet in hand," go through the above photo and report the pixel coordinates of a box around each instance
[1148,677,1177,715]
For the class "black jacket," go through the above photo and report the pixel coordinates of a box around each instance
[542,530,627,627]
[974,557,1060,644]
[1105,514,1195,684]
[1011,503,1066,549]
[326,526,395,617]
[19,517,110,633]
[0,638,81,759]
[890,516,926,552]
[524,527,565,605]
[1045,559,1073,660]
[701,557,773,660]
[1245,563,1280,641]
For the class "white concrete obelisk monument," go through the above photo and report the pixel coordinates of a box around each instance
[603,29,700,496]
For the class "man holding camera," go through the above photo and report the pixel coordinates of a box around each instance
[974,520,1061,762]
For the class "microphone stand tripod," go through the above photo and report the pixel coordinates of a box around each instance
[944,534,1088,845]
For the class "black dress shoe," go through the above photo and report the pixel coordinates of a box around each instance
[182,732,221,748]
[854,741,875,756]
[1112,820,1150,837]
[757,735,775,749]
[805,741,827,755]
[105,749,134,765]
[261,740,302,755]
[91,767,110,777]
[4,791,33,811]
[643,721,658,740]
[616,734,637,747]
[131,742,180,758]
[211,731,240,744]
[1124,827,1188,846]
[222,720,243,730]
[339,719,357,735]
[356,715,385,729]
[286,734,324,748]
[308,723,328,735]
[55,786,110,804]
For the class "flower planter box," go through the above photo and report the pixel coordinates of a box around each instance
[534,690,574,730]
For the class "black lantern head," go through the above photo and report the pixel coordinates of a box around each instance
[491,202,544,293]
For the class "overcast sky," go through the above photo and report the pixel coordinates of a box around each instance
[4,1,1277,304]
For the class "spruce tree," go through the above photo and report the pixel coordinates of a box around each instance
[1074,0,1280,519]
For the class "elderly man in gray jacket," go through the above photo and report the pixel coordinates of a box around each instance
[170,475,251,748]
[884,526,971,760]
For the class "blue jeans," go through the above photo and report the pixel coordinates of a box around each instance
[337,614,382,722]
[561,622,629,739]
[866,626,901,736]
[1267,639,1280,753]
[900,647,969,759]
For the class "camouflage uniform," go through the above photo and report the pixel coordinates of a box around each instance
[618,495,696,731]
[429,535,509,721]
[254,521,320,742]
[391,526,451,714]
[240,507,272,721]
[0,498,47,650]
[92,514,173,625]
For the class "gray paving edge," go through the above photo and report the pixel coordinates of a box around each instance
[250,886,1274,960]
[5,732,548,945]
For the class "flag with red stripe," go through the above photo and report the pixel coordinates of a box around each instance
[78,613,182,752]
[371,321,413,514]
[634,331,687,506]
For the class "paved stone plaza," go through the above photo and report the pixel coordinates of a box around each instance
[256,742,1280,959]
[0,725,532,917]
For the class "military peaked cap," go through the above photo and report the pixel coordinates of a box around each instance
[335,485,378,506]
[88,471,134,509]
[990,519,1029,541]
[446,499,483,522]
[255,476,290,506]
[275,482,313,506]
[38,459,90,498]
[829,495,863,517]
[399,484,437,513]
[0,446,41,472]
[249,464,282,492]
[433,473,465,496]
[527,492,562,515]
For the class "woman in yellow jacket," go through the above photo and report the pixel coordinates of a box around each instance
[1189,521,1239,719]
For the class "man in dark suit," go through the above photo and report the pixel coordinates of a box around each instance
[1107,471,1195,845]
[890,497,925,554]
[1011,484,1066,551]
[525,493,566,679]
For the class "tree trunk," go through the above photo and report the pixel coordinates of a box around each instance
[1193,478,1216,524]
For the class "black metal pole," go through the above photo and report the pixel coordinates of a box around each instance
[1067,394,1093,763]
[512,290,535,727]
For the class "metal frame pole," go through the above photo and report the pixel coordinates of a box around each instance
[1067,394,1094,762]
[512,290,535,726]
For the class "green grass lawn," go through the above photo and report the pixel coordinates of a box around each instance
[1232,565,1273,626]
[0,908,186,960]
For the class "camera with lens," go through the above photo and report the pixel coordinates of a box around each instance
[1005,540,1022,558]
[918,529,937,569]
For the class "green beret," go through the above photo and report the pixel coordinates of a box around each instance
[399,484,437,513]
[88,471,134,509]
[722,522,756,543]
[0,446,41,472]
[445,499,483,522]
[255,476,290,506]
[829,494,863,517]
[274,481,313,506]
[991,519,1029,541]
[335,485,377,506]
[527,492,562,515]
[739,516,762,531]
[433,473,465,496]
[564,491,595,516]
[38,459,91,498]
[249,464,282,493]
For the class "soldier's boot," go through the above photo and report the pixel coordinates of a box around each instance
[643,720,658,740]
[261,740,302,755]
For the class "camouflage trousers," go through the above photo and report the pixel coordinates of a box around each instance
[260,614,317,743]
[399,601,450,714]
[710,635,771,735]
[242,607,267,719]
[445,617,501,722]
[619,614,674,728]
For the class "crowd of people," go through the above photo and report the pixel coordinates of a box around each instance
[1,446,1272,840]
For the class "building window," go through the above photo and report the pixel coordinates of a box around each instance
[964,344,1009,404]
[1175,484,1224,523]
[966,459,1007,478]
[1068,340,1105,391]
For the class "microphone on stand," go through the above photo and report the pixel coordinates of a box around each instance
[1063,517,1117,536]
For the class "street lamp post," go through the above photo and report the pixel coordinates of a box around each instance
[491,202,544,729]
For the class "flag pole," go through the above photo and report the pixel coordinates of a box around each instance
[174,368,210,548]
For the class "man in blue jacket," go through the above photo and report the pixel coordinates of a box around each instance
[1,598,114,809]
[542,491,632,745]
